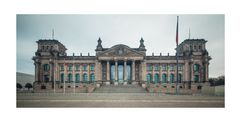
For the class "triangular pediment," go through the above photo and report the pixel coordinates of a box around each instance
[98,44,144,58]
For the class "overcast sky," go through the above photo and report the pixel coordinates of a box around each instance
[17,14,224,77]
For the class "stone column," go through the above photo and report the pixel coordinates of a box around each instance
[95,60,99,82]
[115,61,118,81]
[205,63,209,82]
[80,64,83,82]
[152,64,154,83]
[38,63,41,82]
[53,61,56,93]
[167,64,169,83]
[159,64,162,83]
[34,63,39,82]
[132,60,135,81]
[107,61,110,81]
[141,60,146,82]
[73,63,75,83]
[139,61,142,82]
[191,63,194,82]
[72,63,75,93]
[124,60,127,81]
[49,63,53,82]
[184,61,189,82]
[64,63,68,83]
[99,62,102,81]
[88,64,90,82]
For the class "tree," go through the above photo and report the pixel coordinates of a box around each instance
[209,75,225,86]
[17,83,22,90]
[216,75,225,86]
[25,83,33,90]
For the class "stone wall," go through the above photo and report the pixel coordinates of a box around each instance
[33,82,95,93]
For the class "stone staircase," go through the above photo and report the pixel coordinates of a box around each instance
[94,84,147,93]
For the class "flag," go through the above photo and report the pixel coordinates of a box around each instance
[176,16,179,45]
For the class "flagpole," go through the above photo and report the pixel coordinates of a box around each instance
[64,58,66,94]
[73,57,75,94]
[53,59,56,93]
[176,16,179,95]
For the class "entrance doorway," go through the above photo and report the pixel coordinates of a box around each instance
[118,65,124,82]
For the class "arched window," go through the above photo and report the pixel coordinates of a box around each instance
[146,73,151,83]
[162,74,167,83]
[60,73,64,83]
[83,73,88,82]
[154,74,159,83]
[90,74,95,82]
[75,73,80,83]
[194,64,200,72]
[170,74,174,83]
[68,73,73,82]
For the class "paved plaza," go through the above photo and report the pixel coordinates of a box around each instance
[17,93,224,107]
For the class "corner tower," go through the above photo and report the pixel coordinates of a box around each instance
[32,39,67,84]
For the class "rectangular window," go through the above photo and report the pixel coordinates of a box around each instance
[162,64,167,71]
[90,65,94,71]
[169,65,174,71]
[154,65,159,71]
[60,73,64,82]
[178,64,183,71]
[147,64,152,71]
[60,65,64,71]
[68,65,72,71]
[43,64,49,71]
[75,65,80,71]
[82,65,88,71]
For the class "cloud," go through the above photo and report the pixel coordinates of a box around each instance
[16,14,224,77]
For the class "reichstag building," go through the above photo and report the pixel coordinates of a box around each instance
[32,37,211,92]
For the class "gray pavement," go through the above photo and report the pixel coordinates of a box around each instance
[17,93,224,107]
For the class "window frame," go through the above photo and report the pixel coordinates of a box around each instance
[43,64,49,71]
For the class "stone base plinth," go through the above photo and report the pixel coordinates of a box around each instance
[131,81,137,85]
[142,84,146,88]
[104,82,110,85]
[96,83,101,88]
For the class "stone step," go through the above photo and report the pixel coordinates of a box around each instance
[94,85,147,93]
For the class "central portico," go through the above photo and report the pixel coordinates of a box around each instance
[95,39,146,84]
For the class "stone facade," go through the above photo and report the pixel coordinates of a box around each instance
[32,38,211,93]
